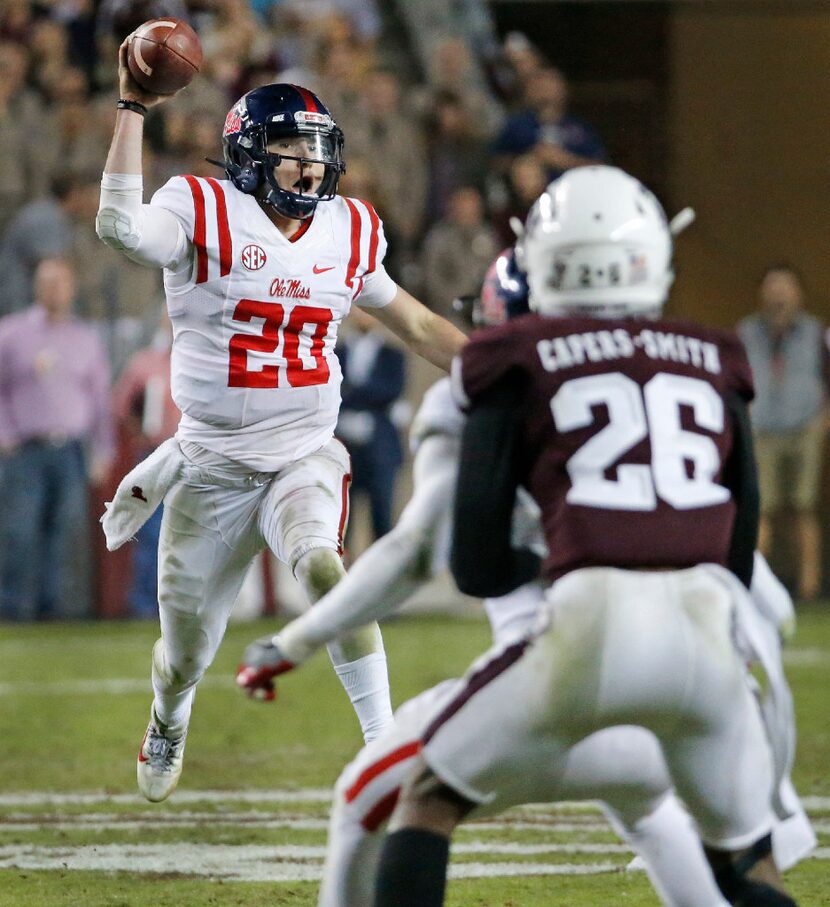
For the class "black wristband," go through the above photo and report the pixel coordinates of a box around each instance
[117,98,148,116]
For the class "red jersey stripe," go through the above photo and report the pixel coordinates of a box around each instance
[358,199,380,274]
[293,84,319,112]
[183,175,208,284]
[204,177,232,277]
[343,197,362,290]
[345,740,421,803]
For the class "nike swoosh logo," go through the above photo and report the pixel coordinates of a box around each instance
[313,264,335,274]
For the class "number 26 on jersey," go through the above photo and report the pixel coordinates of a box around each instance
[551,371,730,512]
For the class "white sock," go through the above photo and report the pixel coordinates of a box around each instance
[606,794,729,907]
[331,651,394,742]
[772,777,817,870]
[319,778,385,907]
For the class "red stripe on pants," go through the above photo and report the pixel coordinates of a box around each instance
[361,788,401,832]
[345,740,421,803]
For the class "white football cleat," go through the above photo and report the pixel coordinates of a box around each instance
[137,708,188,803]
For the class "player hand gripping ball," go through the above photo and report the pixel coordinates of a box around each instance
[236,636,297,701]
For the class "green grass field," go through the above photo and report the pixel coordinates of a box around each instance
[1,608,828,906]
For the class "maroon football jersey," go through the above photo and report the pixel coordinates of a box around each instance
[459,315,754,583]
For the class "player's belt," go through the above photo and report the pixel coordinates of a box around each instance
[181,462,272,489]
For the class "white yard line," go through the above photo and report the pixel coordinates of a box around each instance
[0,843,626,882]
[0,821,614,834]
[2,789,828,814]
[0,676,229,697]
[782,649,830,668]
[0,788,333,806]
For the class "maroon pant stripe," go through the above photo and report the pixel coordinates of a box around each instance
[422,639,529,745]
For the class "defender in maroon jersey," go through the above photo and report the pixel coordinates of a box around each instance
[373,167,796,907]
[456,314,755,586]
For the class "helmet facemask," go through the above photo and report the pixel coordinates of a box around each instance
[259,121,344,220]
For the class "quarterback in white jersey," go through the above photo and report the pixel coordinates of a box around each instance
[95,40,465,802]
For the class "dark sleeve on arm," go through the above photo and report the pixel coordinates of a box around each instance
[722,391,760,588]
[450,372,541,598]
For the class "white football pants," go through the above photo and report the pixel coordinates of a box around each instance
[151,438,351,728]
[424,566,776,851]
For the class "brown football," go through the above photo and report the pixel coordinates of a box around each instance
[127,18,202,95]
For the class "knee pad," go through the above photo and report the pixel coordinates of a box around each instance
[295,547,345,601]
[151,634,207,693]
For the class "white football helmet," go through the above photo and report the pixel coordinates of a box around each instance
[518,165,673,318]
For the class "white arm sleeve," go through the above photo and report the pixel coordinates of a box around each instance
[277,433,460,662]
[96,173,190,271]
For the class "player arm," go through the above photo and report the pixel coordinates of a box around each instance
[451,372,541,598]
[96,38,190,270]
[276,433,460,663]
[369,286,467,372]
[722,391,760,588]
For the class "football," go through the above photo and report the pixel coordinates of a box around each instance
[127,17,202,95]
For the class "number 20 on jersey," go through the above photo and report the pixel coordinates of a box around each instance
[228,299,333,389]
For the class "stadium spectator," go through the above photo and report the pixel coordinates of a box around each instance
[490,31,546,108]
[0,171,81,318]
[420,185,499,322]
[490,151,548,248]
[337,307,407,542]
[348,67,428,277]
[312,35,371,143]
[110,309,179,617]
[738,263,830,600]
[0,0,33,45]
[278,0,382,49]
[0,40,46,231]
[423,90,490,227]
[419,36,503,140]
[491,66,606,182]
[0,165,160,370]
[40,67,104,181]
[0,258,113,621]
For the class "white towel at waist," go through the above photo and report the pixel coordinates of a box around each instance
[100,438,184,551]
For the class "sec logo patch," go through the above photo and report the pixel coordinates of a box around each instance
[242,244,267,270]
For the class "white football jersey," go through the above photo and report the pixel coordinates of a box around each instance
[151,175,398,471]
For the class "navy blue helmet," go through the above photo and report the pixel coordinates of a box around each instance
[476,247,530,325]
[218,83,345,220]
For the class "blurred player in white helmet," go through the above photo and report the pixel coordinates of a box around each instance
[367,167,800,906]
[238,242,812,906]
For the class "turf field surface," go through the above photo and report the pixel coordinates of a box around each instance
[1,609,828,905]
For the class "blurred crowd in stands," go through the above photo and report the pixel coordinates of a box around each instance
[1,0,824,620]
[0,0,609,621]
